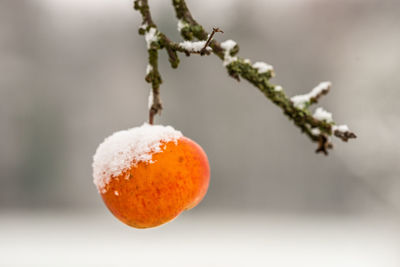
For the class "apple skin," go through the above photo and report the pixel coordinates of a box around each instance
[101,137,210,228]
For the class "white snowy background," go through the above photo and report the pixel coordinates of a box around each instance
[1,0,400,266]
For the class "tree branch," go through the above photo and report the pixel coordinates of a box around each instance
[134,0,357,154]
[134,0,217,124]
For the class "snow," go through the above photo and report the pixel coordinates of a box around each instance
[313,107,333,123]
[243,58,251,64]
[146,64,153,75]
[332,124,350,132]
[291,95,310,109]
[92,123,183,193]
[145,27,158,49]
[221,39,236,50]
[221,39,238,66]
[274,85,283,92]
[253,61,274,75]
[148,89,153,109]
[139,23,147,31]
[291,81,332,109]
[311,128,321,135]
[314,81,331,93]
[177,20,188,32]
[178,40,211,52]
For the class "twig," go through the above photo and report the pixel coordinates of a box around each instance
[200,27,223,55]
[334,129,357,142]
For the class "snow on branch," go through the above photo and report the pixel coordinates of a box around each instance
[221,40,238,66]
[134,0,356,154]
[313,107,333,123]
[178,40,211,53]
[291,81,331,109]
[253,62,275,76]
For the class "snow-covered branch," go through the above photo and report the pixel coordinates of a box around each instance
[134,0,221,124]
[134,0,356,154]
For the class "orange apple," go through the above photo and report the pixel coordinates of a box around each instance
[93,124,210,228]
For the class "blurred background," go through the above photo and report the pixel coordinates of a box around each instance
[1,0,400,266]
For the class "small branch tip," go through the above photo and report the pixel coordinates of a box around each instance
[200,27,224,55]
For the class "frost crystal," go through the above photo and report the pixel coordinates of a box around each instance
[252,61,274,75]
[313,107,333,123]
[221,39,238,66]
[274,85,283,92]
[291,81,331,109]
[145,27,158,49]
[92,123,183,193]
[178,40,211,52]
